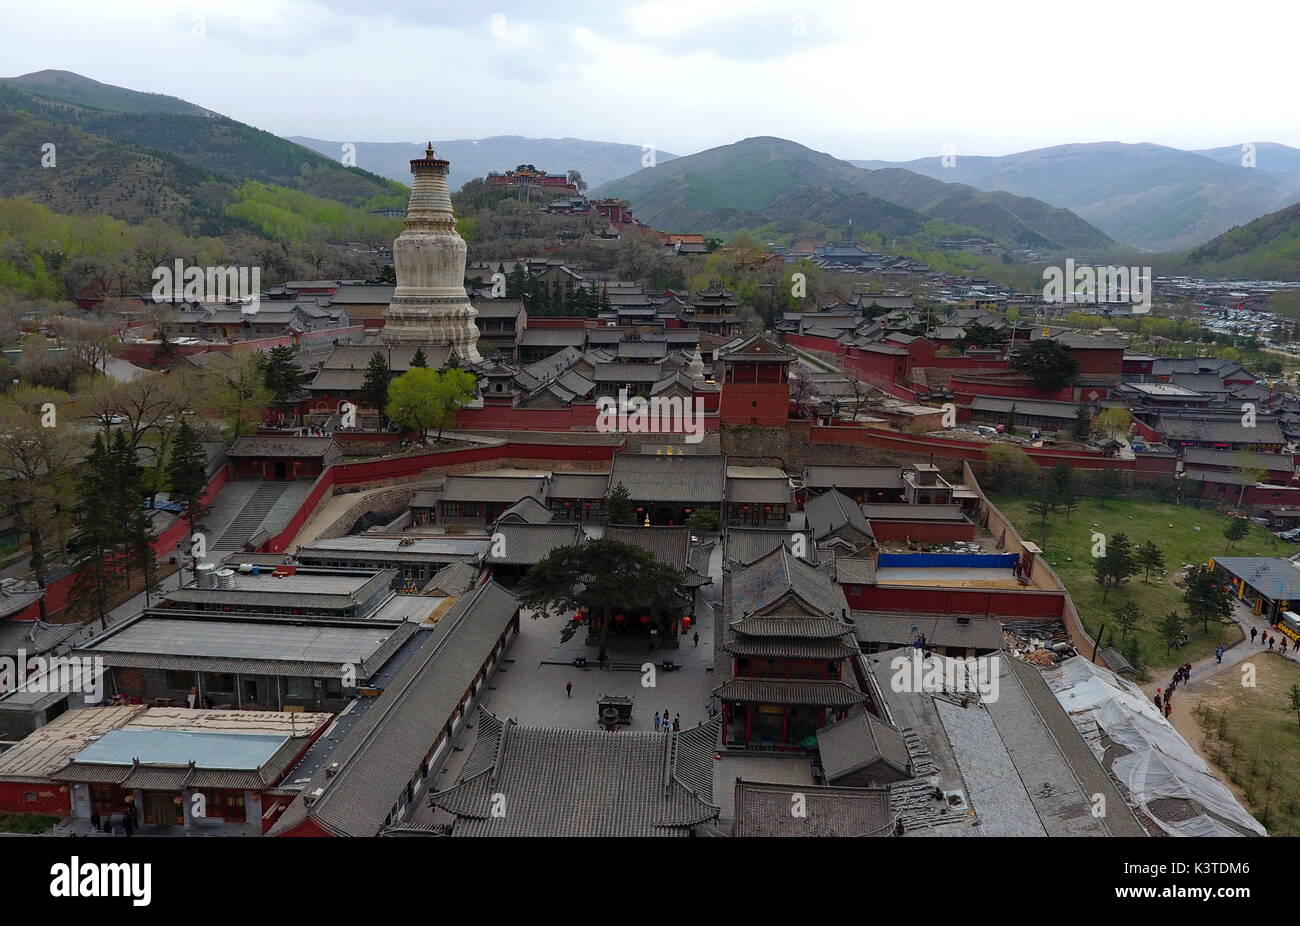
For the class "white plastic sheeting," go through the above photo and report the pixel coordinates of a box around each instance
[1043,656,1265,837]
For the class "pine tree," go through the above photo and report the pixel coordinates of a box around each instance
[604,482,636,526]
[263,344,307,403]
[411,348,428,368]
[361,351,392,425]
[70,434,123,628]
[167,420,211,582]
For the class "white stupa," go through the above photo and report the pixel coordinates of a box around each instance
[382,143,481,362]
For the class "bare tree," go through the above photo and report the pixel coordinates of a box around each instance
[0,388,83,619]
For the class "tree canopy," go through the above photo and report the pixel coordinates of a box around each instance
[1011,339,1078,391]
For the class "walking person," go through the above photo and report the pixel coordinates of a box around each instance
[565,680,572,698]
[1154,692,1162,711]
[673,713,680,732]
[1251,627,1258,644]
[1215,645,1224,664]
[693,631,699,647]
[1164,700,1172,719]
[653,712,661,731]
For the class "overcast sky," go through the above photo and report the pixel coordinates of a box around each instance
[4,0,1295,160]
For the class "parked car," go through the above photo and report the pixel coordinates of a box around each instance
[1278,528,1300,542]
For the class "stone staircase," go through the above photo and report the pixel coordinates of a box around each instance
[212,481,294,552]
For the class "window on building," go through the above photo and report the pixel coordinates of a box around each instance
[204,673,235,694]
[166,671,194,691]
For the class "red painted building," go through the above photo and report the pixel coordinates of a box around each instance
[718,335,794,427]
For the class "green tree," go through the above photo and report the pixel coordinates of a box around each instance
[1183,565,1233,633]
[385,366,477,442]
[263,344,307,403]
[1136,540,1165,582]
[1288,684,1300,730]
[1011,339,1078,391]
[0,387,80,620]
[1123,634,1143,671]
[518,539,686,662]
[1114,601,1144,641]
[361,351,392,424]
[1072,404,1092,441]
[203,352,270,439]
[69,434,125,628]
[166,420,210,582]
[688,507,721,533]
[1223,517,1249,550]
[1157,609,1186,656]
[1093,532,1139,601]
[1095,407,1131,441]
[983,443,1035,492]
[410,348,428,368]
[604,482,636,526]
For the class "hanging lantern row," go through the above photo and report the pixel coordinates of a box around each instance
[614,614,626,623]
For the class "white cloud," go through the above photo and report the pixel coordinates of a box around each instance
[0,0,1296,159]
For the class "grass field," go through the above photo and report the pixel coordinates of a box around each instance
[1191,654,1300,835]
[992,496,1292,671]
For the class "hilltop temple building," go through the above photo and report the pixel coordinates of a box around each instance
[382,144,482,362]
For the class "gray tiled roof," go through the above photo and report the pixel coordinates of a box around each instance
[485,524,583,566]
[729,616,851,638]
[431,710,720,836]
[1157,415,1284,445]
[732,781,895,837]
[228,436,341,459]
[851,613,1004,650]
[548,472,611,499]
[714,677,866,707]
[721,633,858,659]
[729,546,849,619]
[603,525,690,574]
[724,530,824,567]
[803,465,903,490]
[269,580,520,837]
[428,561,479,596]
[805,489,874,544]
[862,503,966,522]
[725,476,791,505]
[609,452,726,503]
[75,611,414,680]
[440,474,548,504]
[816,706,913,783]
[0,617,76,656]
[494,496,554,525]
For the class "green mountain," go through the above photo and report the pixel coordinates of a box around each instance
[0,70,407,240]
[0,69,216,116]
[853,142,1300,252]
[1184,201,1300,279]
[595,136,1111,251]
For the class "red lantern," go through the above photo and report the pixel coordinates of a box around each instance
[614,614,626,623]
[639,615,650,624]
[682,616,692,628]
[573,611,584,622]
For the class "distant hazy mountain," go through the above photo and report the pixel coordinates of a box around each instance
[0,70,404,234]
[288,135,678,193]
[852,142,1300,252]
[595,136,1111,249]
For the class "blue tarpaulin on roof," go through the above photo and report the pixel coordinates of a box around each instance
[876,552,1020,569]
